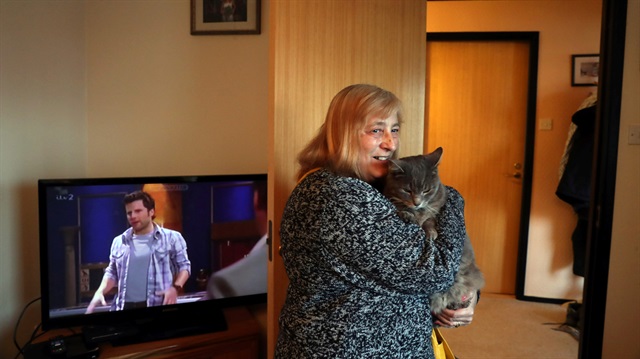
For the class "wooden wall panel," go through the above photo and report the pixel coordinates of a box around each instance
[267,1,426,356]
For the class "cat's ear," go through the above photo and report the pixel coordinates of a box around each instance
[388,159,404,174]
[430,147,443,166]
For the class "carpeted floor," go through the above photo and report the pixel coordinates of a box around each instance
[438,293,579,359]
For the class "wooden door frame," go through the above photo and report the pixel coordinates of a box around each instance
[580,0,627,357]
[426,31,540,301]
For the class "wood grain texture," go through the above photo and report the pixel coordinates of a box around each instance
[426,40,529,294]
[268,1,426,355]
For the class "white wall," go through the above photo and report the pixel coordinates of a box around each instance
[0,1,269,357]
[427,0,602,300]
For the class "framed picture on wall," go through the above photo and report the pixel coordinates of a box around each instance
[571,54,599,86]
[191,0,261,35]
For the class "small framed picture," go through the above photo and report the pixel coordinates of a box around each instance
[571,54,599,86]
[191,0,261,35]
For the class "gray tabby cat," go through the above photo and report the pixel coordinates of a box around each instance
[383,147,485,314]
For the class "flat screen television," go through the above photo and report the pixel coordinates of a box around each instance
[38,174,268,345]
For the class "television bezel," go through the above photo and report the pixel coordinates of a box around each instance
[37,173,268,332]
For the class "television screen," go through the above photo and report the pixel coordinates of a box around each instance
[38,174,267,343]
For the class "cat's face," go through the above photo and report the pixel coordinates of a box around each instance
[386,148,443,210]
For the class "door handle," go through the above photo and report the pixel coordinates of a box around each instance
[506,172,522,179]
[267,220,273,262]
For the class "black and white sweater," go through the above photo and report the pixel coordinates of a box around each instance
[275,169,466,359]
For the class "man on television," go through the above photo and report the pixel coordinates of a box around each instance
[85,190,191,313]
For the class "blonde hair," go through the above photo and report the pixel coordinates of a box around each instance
[296,84,403,180]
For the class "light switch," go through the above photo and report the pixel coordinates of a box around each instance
[629,124,640,145]
[539,118,553,131]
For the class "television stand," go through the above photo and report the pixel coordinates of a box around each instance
[83,305,227,346]
[26,307,261,359]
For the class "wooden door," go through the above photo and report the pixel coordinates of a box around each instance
[425,35,535,295]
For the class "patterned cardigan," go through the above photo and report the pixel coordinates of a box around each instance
[276,169,467,359]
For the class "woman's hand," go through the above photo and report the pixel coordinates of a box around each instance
[433,291,477,328]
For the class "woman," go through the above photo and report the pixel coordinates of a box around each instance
[276,84,475,358]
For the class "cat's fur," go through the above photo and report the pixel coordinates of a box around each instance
[383,147,485,314]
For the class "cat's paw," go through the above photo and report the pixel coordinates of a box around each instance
[423,223,439,240]
[398,211,417,224]
[446,299,471,310]
[429,293,448,314]
[431,285,469,312]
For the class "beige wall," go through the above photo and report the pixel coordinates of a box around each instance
[603,0,640,356]
[0,1,269,357]
[427,0,602,300]
[85,1,269,177]
[1,2,88,357]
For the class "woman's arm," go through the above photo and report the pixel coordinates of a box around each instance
[313,177,467,295]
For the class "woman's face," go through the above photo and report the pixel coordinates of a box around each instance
[358,113,400,182]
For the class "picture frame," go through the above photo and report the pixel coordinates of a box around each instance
[191,0,261,35]
[571,54,599,86]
